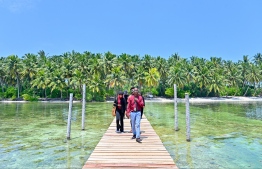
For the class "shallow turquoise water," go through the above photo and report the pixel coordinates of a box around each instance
[146,102,262,169]
[0,101,261,168]
[0,102,113,169]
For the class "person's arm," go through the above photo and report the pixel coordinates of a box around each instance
[122,98,126,112]
[126,96,131,118]
[137,96,144,107]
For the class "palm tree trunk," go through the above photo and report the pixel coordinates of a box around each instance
[253,87,257,96]
[243,86,249,96]
[16,76,20,98]
[234,88,238,96]
[0,80,4,93]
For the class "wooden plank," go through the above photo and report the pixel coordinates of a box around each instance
[90,152,171,156]
[82,116,178,169]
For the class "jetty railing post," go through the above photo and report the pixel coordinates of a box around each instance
[174,84,178,131]
[67,93,73,140]
[185,93,191,141]
[82,84,86,130]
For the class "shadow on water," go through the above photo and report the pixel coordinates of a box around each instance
[0,101,262,168]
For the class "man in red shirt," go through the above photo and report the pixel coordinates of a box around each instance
[127,87,144,143]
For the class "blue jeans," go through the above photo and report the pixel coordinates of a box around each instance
[131,111,141,139]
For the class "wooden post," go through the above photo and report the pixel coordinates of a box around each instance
[67,93,73,140]
[174,84,178,131]
[82,84,86,130]
[185,93,190,141]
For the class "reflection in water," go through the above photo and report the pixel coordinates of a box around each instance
[66,141,70,168]
[0,102,113,169]
[0,101,262,169]
[186,142,193,169]
[146,101,262,169]
[246,104,262,120]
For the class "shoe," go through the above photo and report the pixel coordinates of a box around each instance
[115,130,121,133]
[131,135,136,139]
[136,138,142,143]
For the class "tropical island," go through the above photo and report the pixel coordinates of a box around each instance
[1,50,262,102]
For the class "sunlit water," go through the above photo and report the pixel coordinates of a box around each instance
[0,101,261,169]
[146,101,262,169]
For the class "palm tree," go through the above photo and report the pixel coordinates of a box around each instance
[89,53,102,76]
[156,56,168,95]
[167,53,182,67]
[70,69,86,93]
[180,59,195,86]
[107,66,126,93]
[141,54,154,72]
[73,52,92,94]
[208,71,224,96]
[223,61,242,96]
[194,65,211,96]
[31,68,51,98]
[133,65,146,89]
[118,53,135,83]
[253,53,262,65]
[6,55,22,98]
[21,53,38,89]
[38,50,48,66]
[89,74,106,100]
[48,68,66,99]
[246,64,262,96]
[167,64,186,88]
[99,51,117,78]
[0,57,7,93]
[239,55,250,88]
[238,55,252,96]
[144,68,160,88]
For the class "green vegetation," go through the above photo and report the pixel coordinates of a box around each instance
[1,51,262,101]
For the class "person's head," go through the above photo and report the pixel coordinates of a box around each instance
[133,88,139,96]
[124,91,128,95]
[118,91,124,98]
[130,87,135,95]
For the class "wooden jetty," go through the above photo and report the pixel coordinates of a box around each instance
[82,116,178,169]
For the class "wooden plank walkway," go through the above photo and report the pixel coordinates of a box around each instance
[82,116,178,169]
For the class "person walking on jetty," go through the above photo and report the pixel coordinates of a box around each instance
[113,91,126,133]
[126,87,134,133]
[127,87,144,143]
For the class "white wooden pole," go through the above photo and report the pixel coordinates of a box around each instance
[82,84,86,130]
[67,93,73,140]
[174,84,178,131]
[185,93,191,141]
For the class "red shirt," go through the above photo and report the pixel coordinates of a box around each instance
[127,95,144,115]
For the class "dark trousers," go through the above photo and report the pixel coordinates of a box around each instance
[116,111,124,132]
[141,108,144,119]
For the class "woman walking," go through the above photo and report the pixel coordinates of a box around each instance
[113,91,126,133]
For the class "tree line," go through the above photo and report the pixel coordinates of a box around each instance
[0,50,262,101]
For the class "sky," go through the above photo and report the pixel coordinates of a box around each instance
[0,0,262,62]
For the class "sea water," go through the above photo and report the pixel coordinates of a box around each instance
[0,101,261,168]
[146,101,262,169]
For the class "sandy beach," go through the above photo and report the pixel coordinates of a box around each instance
[144,96,262,103]
[1,96,262,103]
